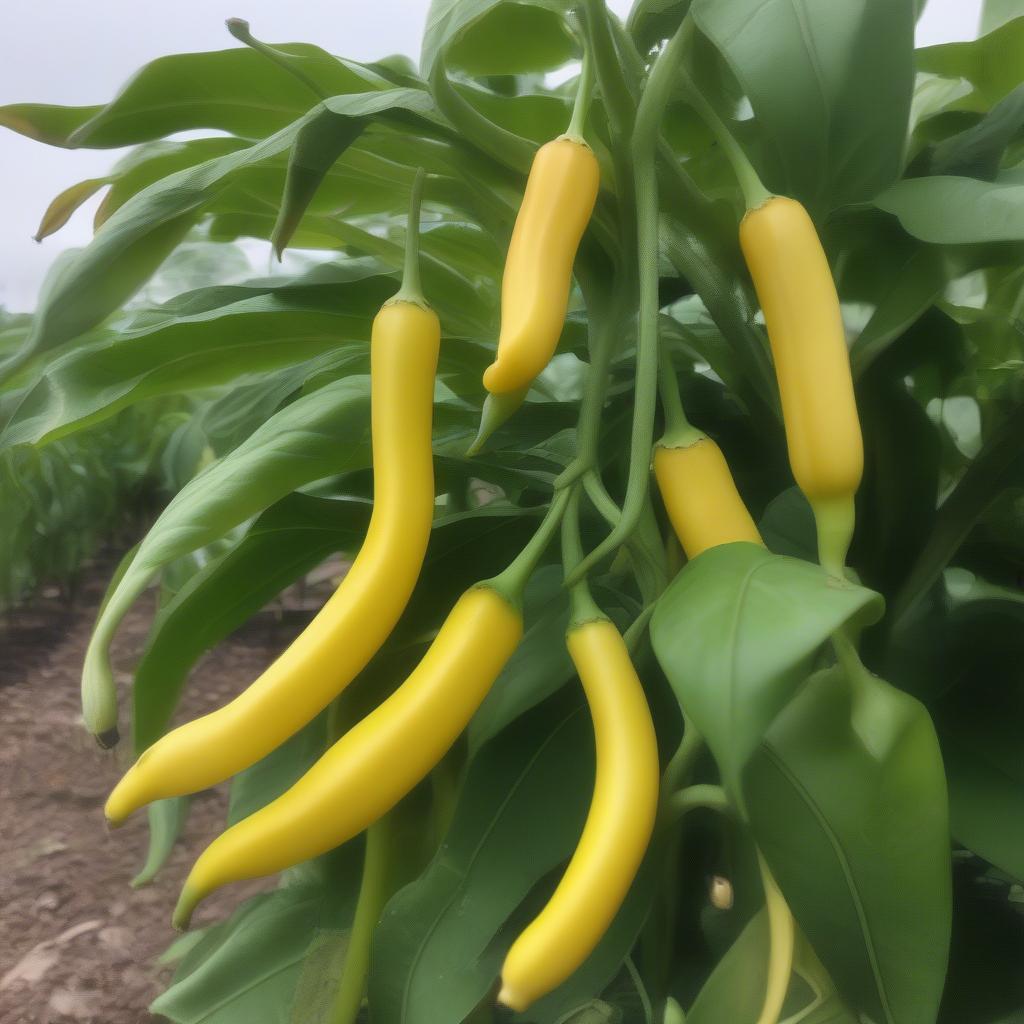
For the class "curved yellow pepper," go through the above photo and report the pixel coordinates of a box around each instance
[653,436,763,559]
[172,584,522,928]
[499,619,659,1011]
[739,196,862,575]
[482,136,600,396]
[105,297,440,824]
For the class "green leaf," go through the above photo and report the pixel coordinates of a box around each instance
[0,103,101,145]
[854,379,941,598]
[927,84,1024,180]
[369,698,594,1024]
[152,872,355,1024]
[132,493,370,752]
[33,178,108,242]
[875,172,1024,243]
[80,377,372,738]
[67,46,384,148]
[650,543,884,794]
[1,268,394,448]
[891,397,1024,623]
[981,0,1024,33]
[422,0,575,78]
[744,665,951,1024]
[757,488,817,563]
[917,18,1024,109]
[1,88,434,381]
[132,798,189,887]
[691,0,915,211]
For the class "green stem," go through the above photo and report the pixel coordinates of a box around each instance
[485,489,571,604]
[388,168,428,307]
[676,20,771,210]
[225,18,328,100]
[566,19,690,587]
[329,821,393,1024]
[657,345,702,446]
[661,716,704,797]
[428,62,534,175]
[622,602,655,652]
[562,486,607,627]
[565,40,595,142]
[581,0,637,142]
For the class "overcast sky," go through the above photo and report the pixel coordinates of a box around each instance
[0,0,983,311]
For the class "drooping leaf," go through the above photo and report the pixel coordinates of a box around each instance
[132,798,189,888]
[744,665,951,1024]
[917,17,1024,109]
[875,171,1024,243]
[33,178,109,241]
[927,84,1024,180]
[650,543,884,794]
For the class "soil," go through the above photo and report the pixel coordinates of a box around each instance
[0,548,336,1024]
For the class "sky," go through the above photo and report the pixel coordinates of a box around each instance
[0,0,984,312]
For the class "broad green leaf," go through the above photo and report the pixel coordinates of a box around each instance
[369,698,593,1024]
[132,493,371,752]
[757,488,817,563]
[0,103,101,146]
[650,543,884,794]
[691,0,915,211]
[80,377,372,740]
[1,271,393,448]
[917,18,1024,108]
[68,46,385,148]
[744,665,951,1024]
[875,172,1024,243]
[132,798,189,887]
[981,0,1024,33]
[422,0,575,78]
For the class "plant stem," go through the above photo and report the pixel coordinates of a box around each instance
[657,345,702,446]
[566,19,691,586]
[485,488,570,604]
[564,40,595,142]
[676,20,771,210]
[388,167,428,307]
[328,821,393,1024]
[664,783,731,823]
[225,19,328,101]
[562,486,607,627]
[661,716,704,797]
[581,0,637,142]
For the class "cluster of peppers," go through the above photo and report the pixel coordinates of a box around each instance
[103,26,862,1021]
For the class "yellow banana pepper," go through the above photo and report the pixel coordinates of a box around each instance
[739,196,862,576]
[172,584,522,928]
[483,136,600,396]
[654,436,763,559]
[499,619,659,1011]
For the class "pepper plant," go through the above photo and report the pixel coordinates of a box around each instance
[2,0,1024,1021]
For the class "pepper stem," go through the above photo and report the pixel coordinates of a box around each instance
[387,167,428,308]
[562,487,607,627]
[564,38,595,143]
[657,345,703,448]
[677,19,771,210]
[485,489,571,605]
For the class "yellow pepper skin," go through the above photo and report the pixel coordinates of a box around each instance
[172,585,522,929]
[105,298,440,824]
[739,196,863,575]
[654,437,763,560]
[482,136,600,395]
[499,619,659,1011]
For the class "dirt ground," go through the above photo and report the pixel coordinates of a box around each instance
[0,550,331,1024]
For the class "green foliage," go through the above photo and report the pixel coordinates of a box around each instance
[3,2,1024,1023]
